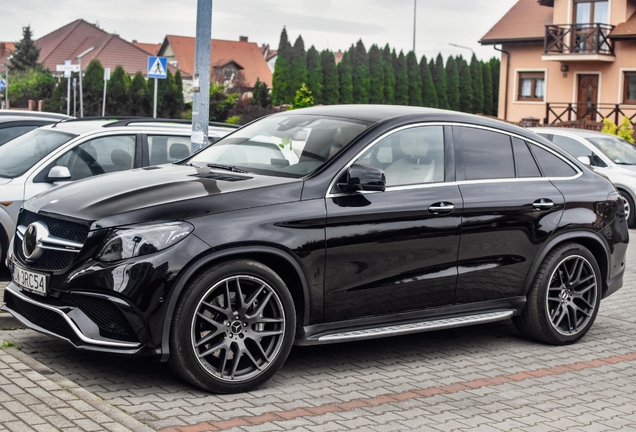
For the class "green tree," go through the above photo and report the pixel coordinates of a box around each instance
[481,62,494,116]
[105,65,131,116]
[289,36,307,99]
[272,28,293,105]
[9,25,41,72]
[42,72,77,113]
[320,49,339,105]
[406,51,422,106]
[305,46,322,104]
[83,59,105,116]
[291,83,315,109]
[382,45,395,105]
[445,56,460,111]
[432,54,448,109]
[209,83,238,122]
[469,55,484,114]
[368,44,385,104]
[251,78,271,108]
[338,51,353,104]
[618,117,635,143]
[419,55,437,108]
[174,70,185,118]
[351,40,370,104]
[129,72,150,117]
[393,50,408,105]
[8,68,55,108]
[458,58,473,113]
[490,57,500,116]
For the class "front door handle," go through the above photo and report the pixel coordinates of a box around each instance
[429,202,455,215]
[533,198,554,211]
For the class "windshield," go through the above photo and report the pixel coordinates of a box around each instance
[189,114,371,177]
[587,135,636,165]
[0,129,76,178]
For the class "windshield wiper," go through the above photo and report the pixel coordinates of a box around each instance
[207,163,248,174]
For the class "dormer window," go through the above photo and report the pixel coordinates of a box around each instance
[575,0,609,25]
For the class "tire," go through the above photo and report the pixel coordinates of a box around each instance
[168,259,296,393]
[513,243,601,345]
[619,190,635,228]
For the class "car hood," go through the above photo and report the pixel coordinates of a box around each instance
[23,164,303,229]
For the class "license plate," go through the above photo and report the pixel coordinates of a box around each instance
[12,263,48,296]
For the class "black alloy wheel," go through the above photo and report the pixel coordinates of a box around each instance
[513,243,601,345]
[169,260,296,393]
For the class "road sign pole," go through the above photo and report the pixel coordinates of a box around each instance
[102,79,107,116]
[79,58,83,117]
[73,78,76,117]
[192,0,212,152]
[153,78,158,118]
[66,76,71,116]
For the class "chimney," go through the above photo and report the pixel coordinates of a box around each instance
[0,43,5,56]
[239,36,248,42]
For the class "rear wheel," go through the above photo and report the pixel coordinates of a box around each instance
[619,190,635,227]
[169,260,296,393]
[513,243,601,345]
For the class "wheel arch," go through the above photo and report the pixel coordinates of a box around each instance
[160,246,311,361]
[524,231,610,297]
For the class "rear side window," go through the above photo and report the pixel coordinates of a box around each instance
[512,137,541,178]
[456,126,515,180]
[529,144,578,177]
[148,135,196,165]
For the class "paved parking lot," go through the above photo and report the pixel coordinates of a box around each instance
[1,236,636,431]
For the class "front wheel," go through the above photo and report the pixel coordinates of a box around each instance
[513,243,601,345]
[619,190,635,228]
[169,260,296,393]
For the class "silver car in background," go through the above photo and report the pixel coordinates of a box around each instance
[530,127,636,226]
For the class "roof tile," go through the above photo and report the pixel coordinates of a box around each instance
[480,0,553,44]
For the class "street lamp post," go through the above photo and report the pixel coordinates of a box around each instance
[449,43,476,57]
[4,55,12,110]
[76,47,95,118]
[413,0,417,54]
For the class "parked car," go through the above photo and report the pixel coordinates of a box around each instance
[2,106,628,394]
[530,127,636,227]
[0,110,71,145]
[0,118,237,264]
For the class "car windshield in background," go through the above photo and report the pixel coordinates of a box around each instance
[0,129,76,178]
[587,136,636,165]
[189,114,371,178]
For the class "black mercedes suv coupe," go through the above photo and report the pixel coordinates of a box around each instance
[2,106,628,393]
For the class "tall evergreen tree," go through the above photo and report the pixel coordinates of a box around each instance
[129,72,150,117]
[458,58,473,113]
[406,52,422,106]
[83,59,104,116]
[305,46,323,104]
[42,73,73,113]
[320,49,339,105]
[105,65,131,116]
[368,45,385,104]
[289,36,307,98]
[272,28,293,105]
[490,57,500,116]
[338,51,353,104]
[470,55,484,114]
[9,25,41,72]
[251,78,272,108]
[481,62,494,116]
[393,50,408,106]
[419,55,437,108]
[382,45,395,105]
[351,40,370,104]
[174,70,185,118]
[445,56,460,111]
[432,54,448,109]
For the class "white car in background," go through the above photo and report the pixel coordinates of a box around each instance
[0,118,237,263]
[530,127,636,226]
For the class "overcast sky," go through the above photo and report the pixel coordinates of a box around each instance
[1,0,516,61]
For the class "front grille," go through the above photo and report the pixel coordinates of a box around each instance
[15,211,89,271]
[5,292,75,340]
[60,293,138,342]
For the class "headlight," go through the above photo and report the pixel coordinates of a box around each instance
[95,222,193,262]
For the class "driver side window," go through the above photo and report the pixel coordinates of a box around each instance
[54,135,136,181]
[356,126,445,187]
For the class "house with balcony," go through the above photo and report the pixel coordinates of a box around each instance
[480,0,636,127]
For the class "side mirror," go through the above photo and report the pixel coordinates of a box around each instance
[338,163,386,193]
[48,166,72,181]
[577,156,591,166]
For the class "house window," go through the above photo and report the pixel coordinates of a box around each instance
[575,0,609,25]
[518,72,545,101]
[624,72,636,104]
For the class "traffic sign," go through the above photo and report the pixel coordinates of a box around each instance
[104,67,111,81]
[147,56,167,79]
[0,79,5,92]
[56,60,80,78]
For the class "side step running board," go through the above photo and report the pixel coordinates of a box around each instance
[314,310,514,343]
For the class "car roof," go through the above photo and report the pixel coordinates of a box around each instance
[0,110,72,123]
[528,127,614,139]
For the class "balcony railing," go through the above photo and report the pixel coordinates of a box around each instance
[544,103,636,128]
[544,23,615,56]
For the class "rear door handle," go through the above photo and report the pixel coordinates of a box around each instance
[429,202,455,214]
[533,198,554,211]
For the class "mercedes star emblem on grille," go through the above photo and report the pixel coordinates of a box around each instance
[22,221,49,261]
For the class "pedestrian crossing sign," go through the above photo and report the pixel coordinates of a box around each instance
[147,56,168,79]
